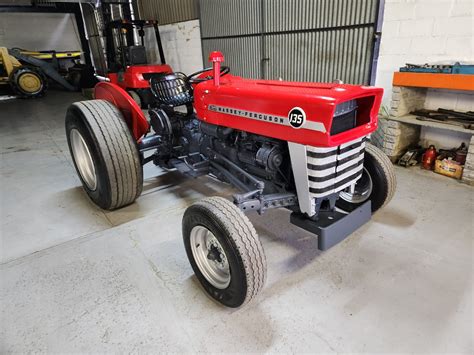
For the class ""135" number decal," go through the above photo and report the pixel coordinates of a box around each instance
[288,107,306,128]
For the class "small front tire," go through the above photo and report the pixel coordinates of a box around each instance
[337,143,396,213]
[182,197,266,308]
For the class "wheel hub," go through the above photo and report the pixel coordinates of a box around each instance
[190,225,230,289]
[70,129,97,191]
[339,166,373,204]
[206,244,222,262]
[18,73,42,93]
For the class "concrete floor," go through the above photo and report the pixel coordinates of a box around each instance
[1,91,472,353]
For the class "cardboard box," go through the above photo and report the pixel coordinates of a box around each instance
[434,158,463,179]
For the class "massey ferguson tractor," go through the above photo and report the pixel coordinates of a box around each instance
[65,51,395,308]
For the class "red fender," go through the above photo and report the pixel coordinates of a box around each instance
[94,82,149,141]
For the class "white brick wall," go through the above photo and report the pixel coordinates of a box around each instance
[433,16,474,36]
[383,2,416,21]
[389,86,427,117]
[451,0,474,16]
[372,117,421,162]
[424,89,474,111]
[376,0,474,108]
[419,127,471,149]
[375,0,473,158]
[399,18,434,37]
[462,136,474,185]
[145,19,203,75]
[446,36,474,57]
[415,1,454,19]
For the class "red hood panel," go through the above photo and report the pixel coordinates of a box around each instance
[193,75,383,147]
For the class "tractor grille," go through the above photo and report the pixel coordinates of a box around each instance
[306,136,366,198]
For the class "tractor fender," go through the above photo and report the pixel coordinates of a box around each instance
[94,82,149,141]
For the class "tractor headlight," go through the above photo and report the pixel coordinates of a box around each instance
[331,100,358,135]
[334,100,357,116]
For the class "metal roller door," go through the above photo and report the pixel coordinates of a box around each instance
[200,0,383,85]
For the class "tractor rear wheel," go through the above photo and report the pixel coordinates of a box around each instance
[337,143,396,213]
[127,89,142,108]
[65,99,143,210]
[182,197,267,308]
[9,66,48,98]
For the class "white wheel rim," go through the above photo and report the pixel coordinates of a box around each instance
[339,167,373,204]
[190,225,230,289]
[70,129,97,191]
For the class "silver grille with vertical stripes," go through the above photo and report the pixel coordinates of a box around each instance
[307,136,366,198]
[288,136,367,217]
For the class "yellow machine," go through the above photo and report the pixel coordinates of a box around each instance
[0,47,47,98]
[13,49,82,61]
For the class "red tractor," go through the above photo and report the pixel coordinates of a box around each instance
[65,52,395,308]
[104,19,172,107]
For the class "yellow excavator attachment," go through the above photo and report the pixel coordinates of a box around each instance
[13,49,82,60]
[0,47,22,84]
[0,47,48,97]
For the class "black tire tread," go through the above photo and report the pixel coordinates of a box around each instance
[71,99,142,209]
[192,197,266,306]
[127,89,142,108]
[365,143,396,209]
[9,66,48,98]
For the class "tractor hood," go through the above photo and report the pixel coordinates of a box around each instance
[193,75,383,147]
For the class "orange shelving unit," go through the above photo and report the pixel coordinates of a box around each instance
[393,72,474,91]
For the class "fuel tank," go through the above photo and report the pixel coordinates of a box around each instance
[193,75,383,147]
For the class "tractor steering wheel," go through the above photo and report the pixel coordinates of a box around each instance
[187,66,230,84]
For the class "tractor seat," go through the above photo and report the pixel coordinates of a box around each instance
[124,45,148,65]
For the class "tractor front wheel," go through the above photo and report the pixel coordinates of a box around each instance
[182,197,266,308]
[337,143,396,213]
[65,99,143,210]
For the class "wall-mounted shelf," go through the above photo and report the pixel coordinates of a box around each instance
[388,114,473,135]
[393,72,474,91]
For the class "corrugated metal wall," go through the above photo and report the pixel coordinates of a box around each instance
[200,0,379,84]
[264,0,377,31]
[200,0,262,76]
[137,0,198,25]
[202,37,261,79]
[200,0,261,37]
[264,27,374,84]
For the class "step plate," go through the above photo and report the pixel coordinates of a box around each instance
[290,201,371,251]
[169,158,208,178]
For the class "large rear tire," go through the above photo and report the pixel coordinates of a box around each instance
[337,143,396,213]
[127,89,142,108]
[182,197,266,308]
[65,99,143,210]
